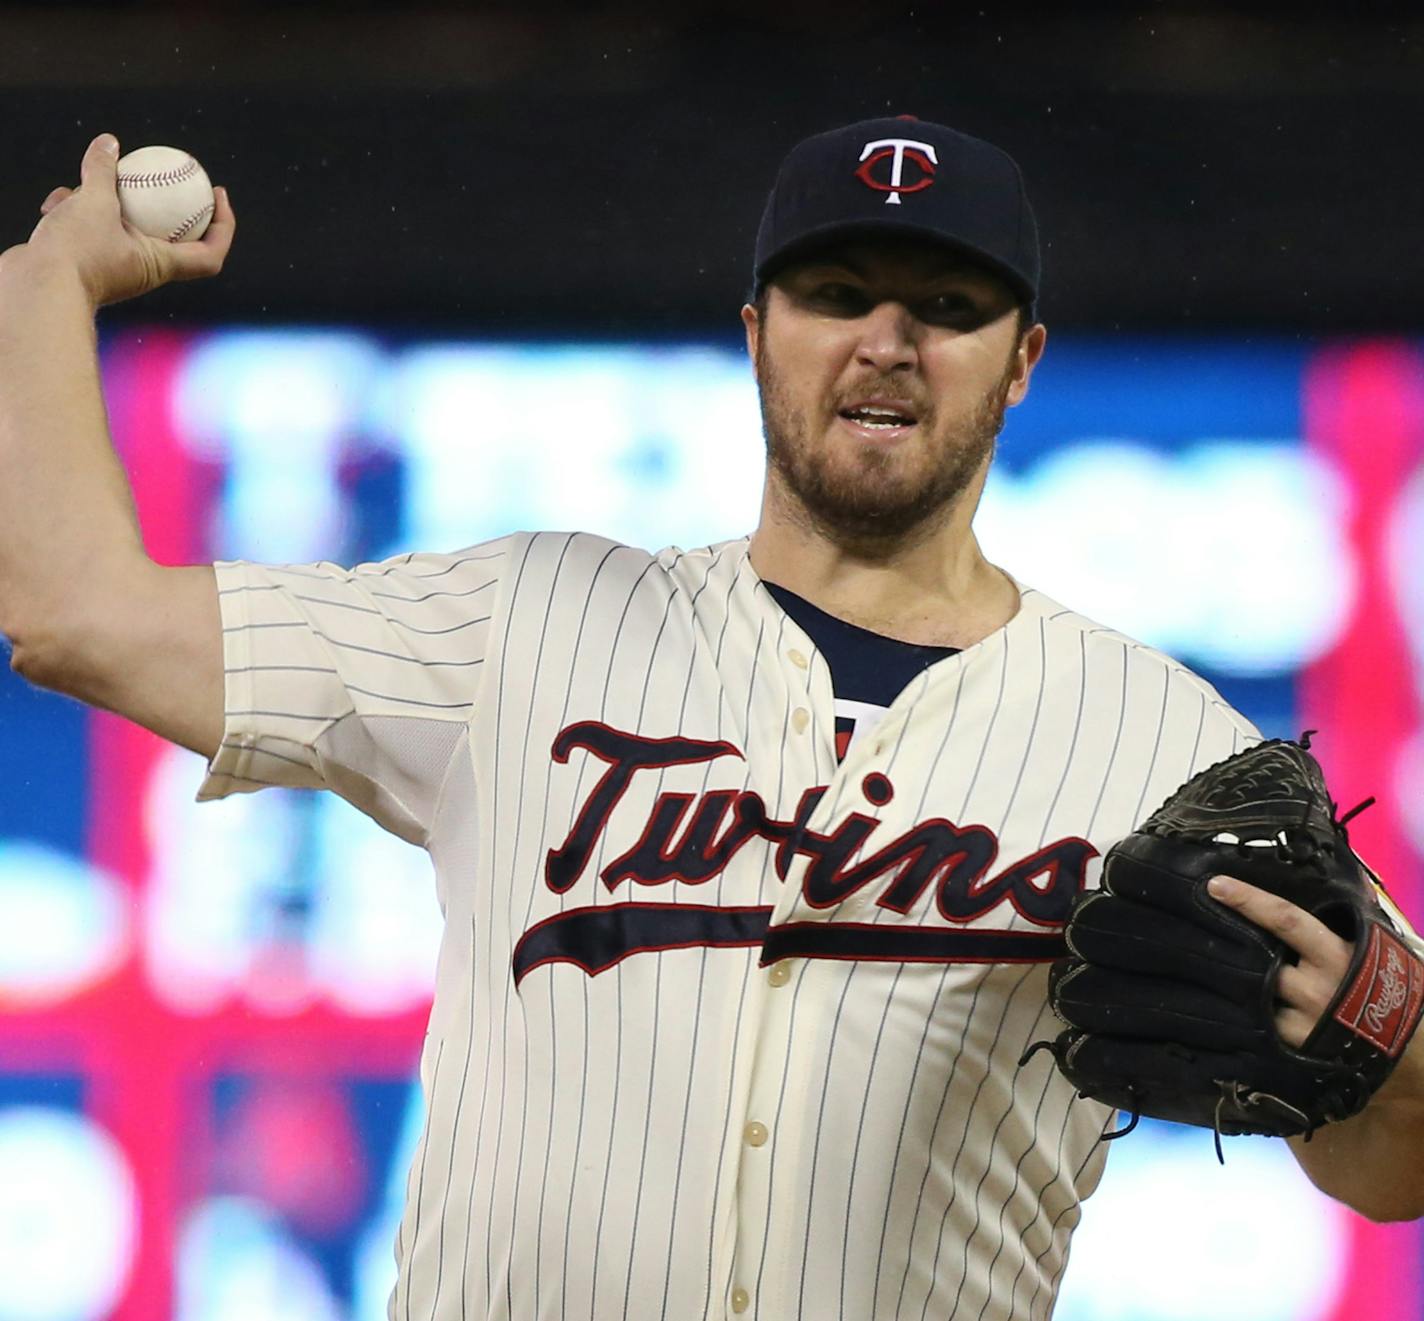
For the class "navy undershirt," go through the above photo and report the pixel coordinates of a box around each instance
[764,582,960,707]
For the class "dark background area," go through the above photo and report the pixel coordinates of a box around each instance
[1,3,1420,335]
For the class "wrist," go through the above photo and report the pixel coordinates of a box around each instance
[0,244,94,308]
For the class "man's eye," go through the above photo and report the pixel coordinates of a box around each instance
[918,295,982,324]
[807,283,869,313]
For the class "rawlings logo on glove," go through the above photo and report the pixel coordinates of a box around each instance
[1342,927,1422,1053]
[1020,734,1424,1159]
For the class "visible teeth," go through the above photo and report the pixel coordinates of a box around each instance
[1212,832,1240,844]
[846,408,912,427]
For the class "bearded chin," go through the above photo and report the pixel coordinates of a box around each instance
[756,359,1010,551]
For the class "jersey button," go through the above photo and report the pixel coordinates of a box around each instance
[791,707,810,734]
[767,962,791,987]
[731,1286,751,1313]
[787,648,809,670]
[743,1120,769,1147]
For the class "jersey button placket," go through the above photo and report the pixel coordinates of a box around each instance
[788,645,811,741]
[729,631,821,1313]
[733,964,794,1316]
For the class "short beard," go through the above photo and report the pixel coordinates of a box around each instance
[756,337,1015,555]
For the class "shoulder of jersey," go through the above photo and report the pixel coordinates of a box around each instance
[1019,581,1244,717]
[517,529,749,584]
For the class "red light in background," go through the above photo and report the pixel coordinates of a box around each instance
[1302,340,1424,1321]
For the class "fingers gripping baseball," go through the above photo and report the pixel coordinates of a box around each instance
[1209,874,1354,1049]
[26,134,234,307]
[159,184,234,284]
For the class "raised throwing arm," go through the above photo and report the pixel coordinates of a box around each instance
[0,133,235,756]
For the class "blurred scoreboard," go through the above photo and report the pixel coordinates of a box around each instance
[0,328,1420,1320]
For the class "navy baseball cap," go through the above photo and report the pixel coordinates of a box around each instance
[753,116,1040,311]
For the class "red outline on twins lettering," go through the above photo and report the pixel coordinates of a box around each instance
[990,838,1100,929]
[511,901,774,984]
[600,788,745,890]
[863,818,1001,917]
[541,722,1098,934]
[794,810,886,908]
[544,721,744,894]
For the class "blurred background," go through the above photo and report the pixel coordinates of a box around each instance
[0,4,1422,1319]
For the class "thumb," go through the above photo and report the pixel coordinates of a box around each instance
[79,133,121,190]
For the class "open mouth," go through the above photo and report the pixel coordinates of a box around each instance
[837,403,919,436]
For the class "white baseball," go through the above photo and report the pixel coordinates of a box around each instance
[115,145,215,243]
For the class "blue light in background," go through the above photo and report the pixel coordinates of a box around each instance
[998,337,1309,465]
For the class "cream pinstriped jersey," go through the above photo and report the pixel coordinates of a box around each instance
[200,531,1260,1321]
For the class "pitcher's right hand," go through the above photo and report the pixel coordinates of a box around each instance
[23,133,234,308]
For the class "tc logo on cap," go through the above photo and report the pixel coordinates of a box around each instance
[855,138,938,205]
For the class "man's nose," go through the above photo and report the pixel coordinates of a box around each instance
[853,301,919,373]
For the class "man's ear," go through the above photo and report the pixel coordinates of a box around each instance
[741,301,760,370]
[1006,322,1047,408]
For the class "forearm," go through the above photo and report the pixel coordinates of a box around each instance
[1288,1032,1424,1222]
[0,245,148,667]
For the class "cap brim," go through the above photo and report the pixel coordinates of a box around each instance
[753,219,1036,310]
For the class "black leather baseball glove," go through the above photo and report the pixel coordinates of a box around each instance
[1022,734,1424,1157]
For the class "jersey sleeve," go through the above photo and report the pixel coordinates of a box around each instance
[197,539,512,845]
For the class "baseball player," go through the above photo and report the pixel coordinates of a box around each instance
[2,118,1423,1321]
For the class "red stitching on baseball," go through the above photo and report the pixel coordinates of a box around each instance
[168,202,214,243]
[117,159,199,189]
